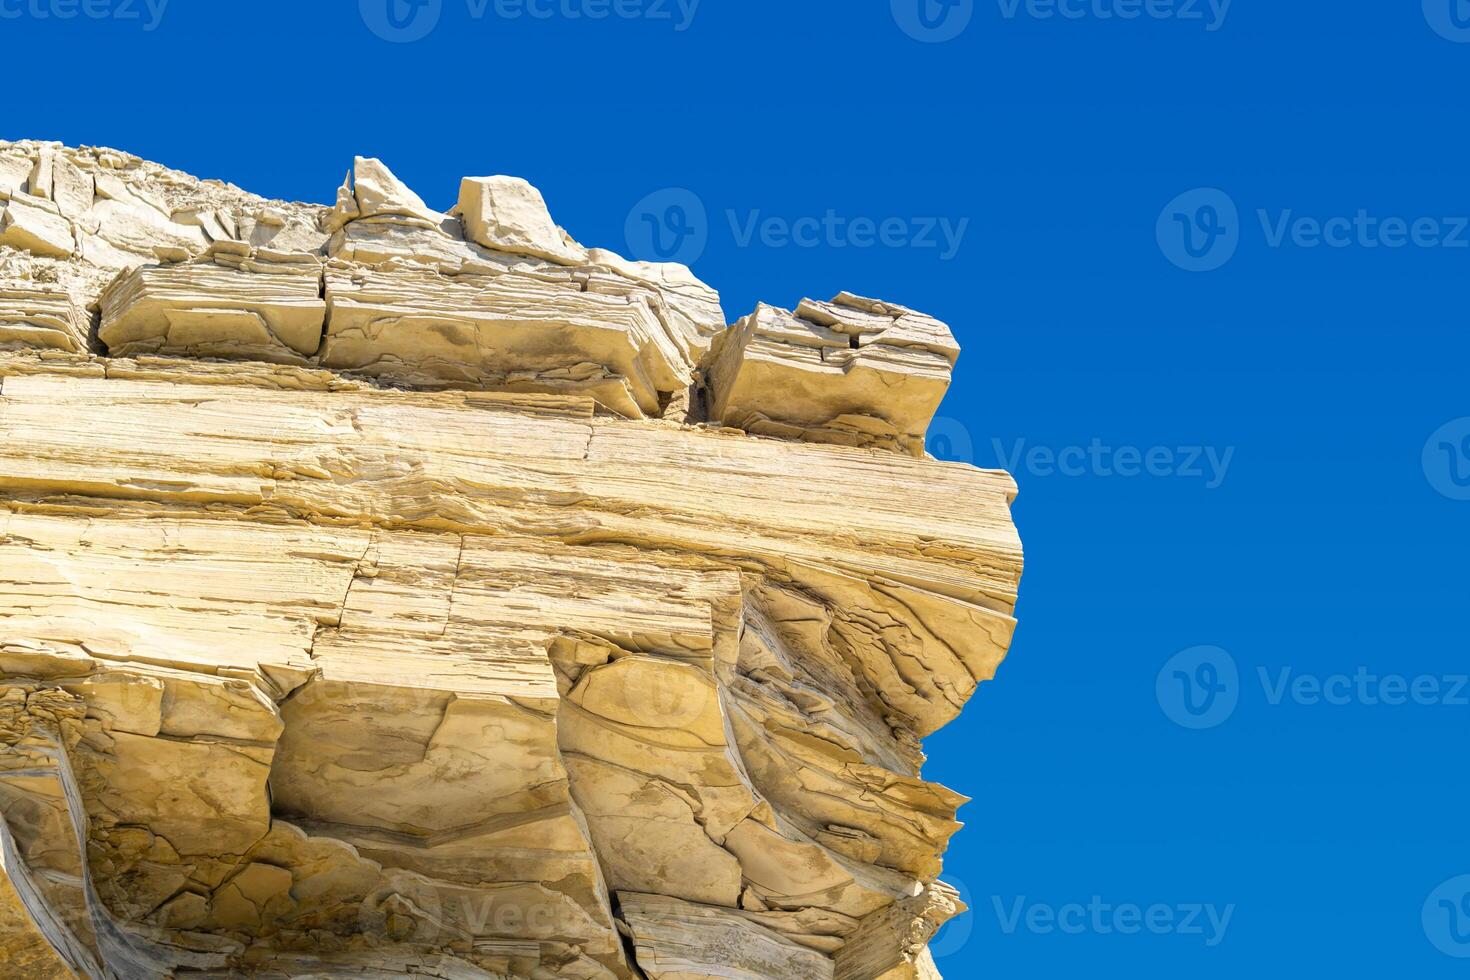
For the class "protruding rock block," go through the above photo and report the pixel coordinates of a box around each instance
[317,158,724,416]
[621,892,837,980]
[326,155,444,235]
[0,193,74,259]
[99,243,326,363]
[0,282,90,352]
[458,174,587,265]
[320,262,689,416]
[832,881,964,980]
[705,293,960,456]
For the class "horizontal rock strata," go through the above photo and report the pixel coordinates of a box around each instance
[706,295,960,457]
[99,244,326,364]
[0,143,1021,980]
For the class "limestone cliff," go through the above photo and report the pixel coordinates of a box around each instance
[0,139,1023,980]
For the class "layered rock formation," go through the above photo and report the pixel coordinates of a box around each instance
[0,139,1022,979]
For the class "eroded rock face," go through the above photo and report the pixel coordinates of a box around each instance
[99,243,327,364]
[706,294,960,457]
[0,143,1021,980]
[318,156,723,417]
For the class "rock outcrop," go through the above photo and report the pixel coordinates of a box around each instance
[0,140,1022,980]
[706,295,960,456]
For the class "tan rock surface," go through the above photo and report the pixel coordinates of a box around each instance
[0,144,1021,979]
[706,294,959,456]
[457,175,587,265]
[99,243,326,363]
[620,893,835,980]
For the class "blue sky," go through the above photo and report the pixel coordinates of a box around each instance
[7,0,1470,974]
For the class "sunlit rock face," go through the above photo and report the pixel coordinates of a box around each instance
[0,140,1022,980]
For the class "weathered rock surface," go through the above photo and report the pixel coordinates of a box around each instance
[318,157,722,417]
[706,295,960,457]
[0,276,90,353]
[99,243,326,364]
[620,893,835,980]
[0,143,1021,979]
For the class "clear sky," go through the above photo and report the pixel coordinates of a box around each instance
[7,0,1470,974]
